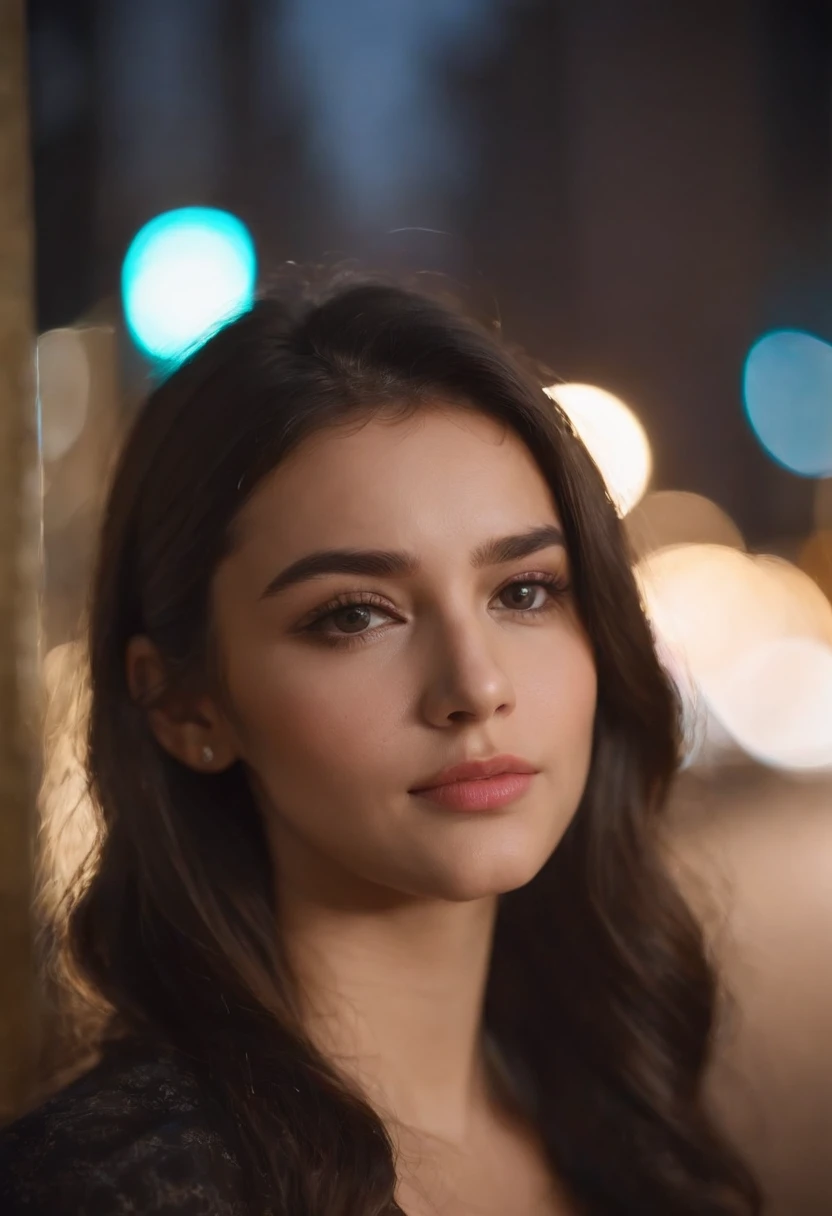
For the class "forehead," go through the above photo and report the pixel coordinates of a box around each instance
[235,406,560,557]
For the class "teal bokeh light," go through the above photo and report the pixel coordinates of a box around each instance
[743,328,832,478]
[121,207,257,363]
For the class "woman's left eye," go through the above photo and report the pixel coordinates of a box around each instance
[496,579,556,612]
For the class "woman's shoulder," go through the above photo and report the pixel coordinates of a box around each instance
[0,1038,248,1215]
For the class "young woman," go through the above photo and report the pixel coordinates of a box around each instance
[0,280,760,1214]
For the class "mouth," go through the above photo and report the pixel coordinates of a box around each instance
[410,772,537,812]
[409,755,539,813]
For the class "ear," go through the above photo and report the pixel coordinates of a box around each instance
[125,635,239,773]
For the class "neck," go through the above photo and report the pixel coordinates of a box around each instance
[276,853,498,1143]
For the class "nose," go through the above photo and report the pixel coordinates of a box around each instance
[417,613,516,728]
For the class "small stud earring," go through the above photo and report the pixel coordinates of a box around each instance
[201,745,215,765]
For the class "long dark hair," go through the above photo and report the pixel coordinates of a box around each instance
[55,278,759,1213]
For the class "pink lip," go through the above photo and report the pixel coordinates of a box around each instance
[411,754,538,789]
[409,755,539,813]
[412,772,536,812]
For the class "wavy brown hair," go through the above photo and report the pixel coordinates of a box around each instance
[53,278,759,1214]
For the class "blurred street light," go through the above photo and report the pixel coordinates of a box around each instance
[743,329,832,477]
[121,206,257,364]
[545,382,651,516]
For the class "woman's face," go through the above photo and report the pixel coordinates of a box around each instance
[211,406,597,904]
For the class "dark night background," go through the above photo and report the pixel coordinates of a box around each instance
[26,0,832,547]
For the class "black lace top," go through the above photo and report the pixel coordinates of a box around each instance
[0,1041,249,1214]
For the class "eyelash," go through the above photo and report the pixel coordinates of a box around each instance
[300,572,572,650]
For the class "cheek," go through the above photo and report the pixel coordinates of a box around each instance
[565,644,597,739]
[523,631,597,746]
[226,643,399,784]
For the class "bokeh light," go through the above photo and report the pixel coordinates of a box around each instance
[703,637,832,772]
[639,545,832,679]
[743,329,832,476]
[544,382,651,515]
[121,206,257,363]
[626,490,744,561]
[756,553,832,642]
[638,544,832,771]
[638,546,765,690]
[37,328,90,461]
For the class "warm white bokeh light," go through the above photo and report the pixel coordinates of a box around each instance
[754,554,832,642]
[704,637,832,772]
[637,544,832,771]
[37,327,91,462]
[638,546,832,679]
[626,490,744,560]
[544,382,652,516]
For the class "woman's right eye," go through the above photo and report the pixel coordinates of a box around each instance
[301,595,398,645]
[321,604,389,635]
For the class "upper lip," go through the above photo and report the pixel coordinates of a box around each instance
[410,755,539,791]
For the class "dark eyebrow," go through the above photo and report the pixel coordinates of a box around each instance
[260,524,566,599]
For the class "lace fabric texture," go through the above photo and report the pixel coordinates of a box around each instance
[0,1041,249,1215]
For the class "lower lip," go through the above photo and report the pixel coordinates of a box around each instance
[410,772,536,812]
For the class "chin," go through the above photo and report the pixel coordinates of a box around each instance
[420,842,554,903]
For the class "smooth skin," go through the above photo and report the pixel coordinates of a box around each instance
[129,405,597,1214]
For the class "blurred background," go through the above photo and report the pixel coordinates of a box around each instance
[23,0,832,1211]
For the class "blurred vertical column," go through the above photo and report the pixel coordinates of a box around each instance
[0,0,43,1118]
[39,324,119,650]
